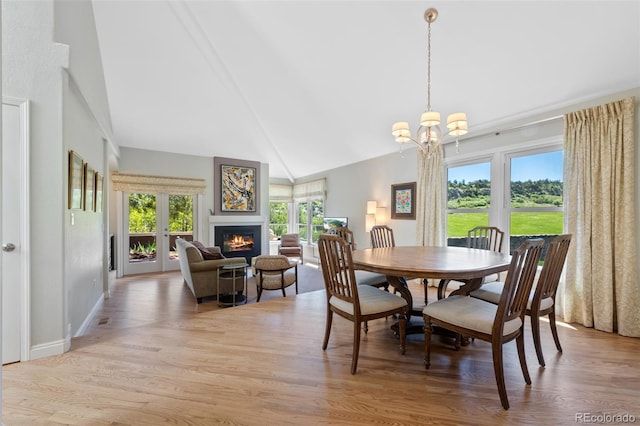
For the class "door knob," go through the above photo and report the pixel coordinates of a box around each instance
[2,243,16,252]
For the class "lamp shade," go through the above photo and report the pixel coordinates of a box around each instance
[447,113,468,136]
[366,200,377,215]
[420,111,441,127]
[392,122,412,143]
[365,214,376,232]
[375,207,387,225]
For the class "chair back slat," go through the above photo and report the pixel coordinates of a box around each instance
[370,225,396,248]
[327,226,356,250]
[494,238,544,332]
[467,226,504,253]
[534,234,572,302]
[318,234,360,311]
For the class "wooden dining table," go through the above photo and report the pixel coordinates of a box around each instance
[351,246,512,331]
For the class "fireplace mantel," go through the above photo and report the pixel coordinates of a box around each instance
[209,215,269,257]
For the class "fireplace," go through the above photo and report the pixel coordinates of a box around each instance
[214,225,262,260]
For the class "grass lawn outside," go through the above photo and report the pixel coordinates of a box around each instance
[448,212,563,238]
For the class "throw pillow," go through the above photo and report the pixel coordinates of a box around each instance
[191,241,225,260]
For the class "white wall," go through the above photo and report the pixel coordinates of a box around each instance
[3,0,113,354]
[3,0,68,357]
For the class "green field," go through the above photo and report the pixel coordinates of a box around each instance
[448,212,563,237]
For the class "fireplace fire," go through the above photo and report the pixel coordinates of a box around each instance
[214,225,262,259]
[225,234,254,252]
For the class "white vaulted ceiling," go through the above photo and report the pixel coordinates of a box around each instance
[92,1,640,181]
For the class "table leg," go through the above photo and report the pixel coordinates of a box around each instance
[387,276,424,335]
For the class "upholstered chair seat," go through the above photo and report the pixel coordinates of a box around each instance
[329,284,407,316]
[254,255,299,302]
[470,282,554,311]
[423,295,523,336]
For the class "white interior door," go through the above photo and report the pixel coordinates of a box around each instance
[2,99,29,364]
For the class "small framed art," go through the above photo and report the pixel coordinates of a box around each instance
[390,182,416,220]
[94,173,104,212]
[84,164,95,211]
[68,150,84,210]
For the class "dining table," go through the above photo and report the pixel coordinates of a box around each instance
[351,245,512,333]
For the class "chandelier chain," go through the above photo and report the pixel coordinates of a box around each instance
[427,20,432,112]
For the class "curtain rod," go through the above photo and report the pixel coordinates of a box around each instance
[445,115,563,145]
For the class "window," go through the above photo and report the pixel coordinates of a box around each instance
[269,202,289,238]
[507,149,564,258]
[446,142,563,256]
[296,199,325,244]
[447,161,491,247]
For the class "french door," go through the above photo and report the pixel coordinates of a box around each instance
[123,192,196,275]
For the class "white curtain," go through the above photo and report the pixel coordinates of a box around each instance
[416,146,446,247]
[562,97,640,337]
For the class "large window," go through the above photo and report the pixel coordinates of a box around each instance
[508,149,564,256]
[296,199,324,244]
[269,202,289,238]
[446,143,563,257]
[447,161,491,247]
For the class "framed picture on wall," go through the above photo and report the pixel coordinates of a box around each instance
[221,164,256,212]
[213,157,261,215]
[391,182,416,220]
[84,164,95,211]
[68,150,84,210]
[94,173,104,212]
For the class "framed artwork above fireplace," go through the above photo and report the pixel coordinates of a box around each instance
[213,157,261,216]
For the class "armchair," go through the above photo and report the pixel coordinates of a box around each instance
[175,238,247,303]
[253,255,299,302]
[278,233,303,263]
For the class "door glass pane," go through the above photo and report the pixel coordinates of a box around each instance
[169,194,193,261]
[128,193,157,264]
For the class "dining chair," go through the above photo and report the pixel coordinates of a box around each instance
[370,225,396,249]
[329,226,389,292]
[253,255,299,302]
[437,225,505,299]
[423,238,544,410]
[467,226,505,252]
[278,233,303,264]
[317,233,408,374]
[469,234,572,366]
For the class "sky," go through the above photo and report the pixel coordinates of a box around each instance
[448,150,563,182]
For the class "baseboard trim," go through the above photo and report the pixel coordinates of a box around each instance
[75,293,105,338]
[30,339,66,360]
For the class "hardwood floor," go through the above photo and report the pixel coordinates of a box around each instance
[3,269,639,425]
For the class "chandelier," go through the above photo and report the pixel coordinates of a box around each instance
[391,8,468,155]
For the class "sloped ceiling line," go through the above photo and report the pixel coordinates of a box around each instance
[166,0,295,182]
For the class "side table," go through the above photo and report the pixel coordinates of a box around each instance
[217,263,249,307]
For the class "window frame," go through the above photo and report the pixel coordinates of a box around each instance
[445,137,564,252]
